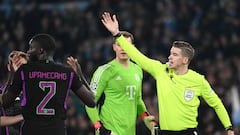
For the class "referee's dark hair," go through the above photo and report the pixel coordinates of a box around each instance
[172,41,195,64]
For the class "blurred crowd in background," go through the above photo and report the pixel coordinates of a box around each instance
[0,0,240,135]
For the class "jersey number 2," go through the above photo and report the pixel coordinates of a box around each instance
[36,81,56,115]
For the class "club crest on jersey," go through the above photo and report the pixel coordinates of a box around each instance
[134,74,140,82]
[184,89,194,101]
[90,82,98,91]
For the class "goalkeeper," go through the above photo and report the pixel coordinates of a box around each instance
[101,12,235,135]
[75,31,155,135]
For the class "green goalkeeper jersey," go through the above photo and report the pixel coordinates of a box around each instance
[116,35,232,130]
[86,60,147,135]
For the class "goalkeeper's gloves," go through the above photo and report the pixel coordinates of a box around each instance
[94,121,117,135]
[142,112,156,132]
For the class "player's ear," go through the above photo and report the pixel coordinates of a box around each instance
[183,57,188,64]
[39,48,44,54]
[7,63,11,71]
[112,44,117,51]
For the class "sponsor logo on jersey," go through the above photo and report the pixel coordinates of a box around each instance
[184,89,194,101]
[90,82,98,90]
[126,85,136,100]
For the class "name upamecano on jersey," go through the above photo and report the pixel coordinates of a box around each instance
[29,71,67,80]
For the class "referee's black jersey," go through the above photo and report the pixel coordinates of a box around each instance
[8,60,82,120]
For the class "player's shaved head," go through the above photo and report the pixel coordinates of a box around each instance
[27,33,56,61]
[29,33,56,53]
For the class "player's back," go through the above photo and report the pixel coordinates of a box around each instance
[15,60,81,121]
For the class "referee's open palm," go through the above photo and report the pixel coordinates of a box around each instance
[227,130,235,135]
[101,12,120,36]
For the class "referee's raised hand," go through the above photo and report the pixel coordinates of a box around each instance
[101,12,120,36]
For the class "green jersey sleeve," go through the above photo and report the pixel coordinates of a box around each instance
[137,97,147,116]
[85,64,111,123]
[85,106,100,123]
[135,66,147,115]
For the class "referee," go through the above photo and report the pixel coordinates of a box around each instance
[101,12,235,135]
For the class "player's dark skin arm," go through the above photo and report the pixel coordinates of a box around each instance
[0,94,2,104]
[1,62,18,107]
[2,71,16,107]
[2,74,16,108]
[6,52,28,91]
[3,68,15,94]
[67,57,95,107]
[75,85,95,107]
[2,54,27,107]
[67,56,91,90]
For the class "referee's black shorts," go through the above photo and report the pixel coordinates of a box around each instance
[21,119,66,135]
[158,128,200,135]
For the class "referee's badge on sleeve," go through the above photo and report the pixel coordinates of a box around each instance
[184,89,194,101]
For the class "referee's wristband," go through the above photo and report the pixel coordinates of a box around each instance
[225,126,233,131]
[113,32,121,38]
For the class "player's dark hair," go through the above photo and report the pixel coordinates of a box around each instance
[172,41,195,63]
[113,31,134,43]
[30,33,56,53]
